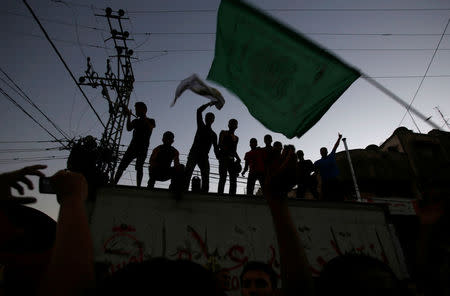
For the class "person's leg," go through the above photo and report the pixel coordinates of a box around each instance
[228,160,237,195]
[296,180,306,199]
[246,172,256,195]
[329,178,343,201]
[197,157,210,193]
[218,158,227,194]
[184,154,197,191]
[135,150,147,188]
[256,173,265,193]
[114,149,135,184]
[322,179,330,201]
[169,165,185,192]
[147,167,157,188]
[307,176,319,199]
[149,167,173,189]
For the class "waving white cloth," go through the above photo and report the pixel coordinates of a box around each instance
[171,74,225,110]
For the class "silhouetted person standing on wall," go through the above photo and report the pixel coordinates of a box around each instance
[271,141,283,166]
[296,150,318,199]
[241,138,264,195]
[218,119,240,195]
[147,131,184,192]
[114,102,155,187]
[184,102,219,192]
[314,133,342,201]
[261,134,273,169]
[277,145,298,196]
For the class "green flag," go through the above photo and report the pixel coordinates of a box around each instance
[207,0,361,139]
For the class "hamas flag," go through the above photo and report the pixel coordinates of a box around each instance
[207,0,361,139]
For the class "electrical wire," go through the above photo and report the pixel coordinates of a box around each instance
[0,67,71,141]
[44,1,450,13]
[5,31,111,50]
[5,10,450,38]
[133,32,450,36]
[23,0,106,129]
[90,4,111,58]
[126,8,450,14]
[134,74,450,84]
[0,86,67,147]
[10,30,450,53]
[0,155,68,164]
[50,0,101,11]
[134,48,450,53]
[0,147,62,153]
[0,10,108,32]
[0,140,66,144]
[131,52,168,64]
[398,18,450,128]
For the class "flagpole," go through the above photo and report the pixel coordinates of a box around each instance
[361,75,440,130]
[342,137,361,202]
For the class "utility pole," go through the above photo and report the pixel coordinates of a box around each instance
[78,7,135,182]
[435,106,450,131]
[342,137,361,202]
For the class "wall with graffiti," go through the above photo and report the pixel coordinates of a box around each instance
[89,187,409,294]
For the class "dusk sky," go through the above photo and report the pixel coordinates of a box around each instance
[1,0,450,220]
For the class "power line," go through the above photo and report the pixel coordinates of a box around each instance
[18,31,450,52]
[90,4,111,58]
[126,8,450,14]
[0,86,63,144]
[0,67,71,141]
[9,31,110,49]
[135,31,450,36]
[22,0,106,129]
[5,10,450,38]
[0,10,108,32]
[43,1,450,13]
[435,106,450,130]
[398,18,450,128]
[11,30,450,53]
[0,155,69,164]
[134,48,450,53]
[132,48,450,54]
[0,140,66,144]
[134,74,450,84]
[49,0,101,11]
[363,74,450,78]
[0,147,62,153]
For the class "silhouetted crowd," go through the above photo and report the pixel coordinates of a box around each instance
[110,101,347,201]
[1,102,448,296]
[1,162,448,295]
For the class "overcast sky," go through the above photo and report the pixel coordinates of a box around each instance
[1,0,450,219]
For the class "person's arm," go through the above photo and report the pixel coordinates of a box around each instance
[126,112,133,131]
[217,131,225,159]
[264,158,314,296]
[197,102,213,127]
[212,133,219,159]
[173,149,180,167]
[241,153,249,176]
[39,170,94,296]
[147,118,156,130]
[149,147,159,167]
[331,133,342,154]
[218,130,225,147]
[234,136,241,162]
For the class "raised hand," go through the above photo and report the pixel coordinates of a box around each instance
[50,170,88,205]
[0,164,47,204]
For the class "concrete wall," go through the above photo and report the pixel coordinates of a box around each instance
[88,186,409,295]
